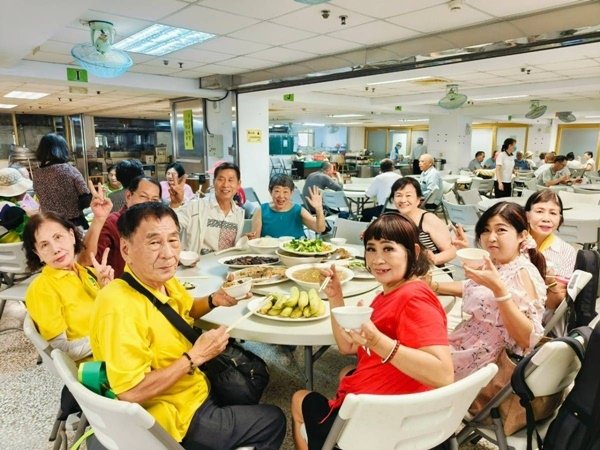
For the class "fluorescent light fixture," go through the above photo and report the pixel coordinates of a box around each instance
[400,118,428,122]
[367,76,431,86]
[584,115,600,118]
[4,90,49,99]
[471,95,528,101]
[113,24,215,56]
[0,104,17,109]
[303,123,325,127]
[294,0,331,4]
[336,122,362,125]
[328,113,364,118]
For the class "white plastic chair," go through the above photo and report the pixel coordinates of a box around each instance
[23,315,87,450]
[0,242,32,321]
[317,363,498,450]
[457,340,584,450]
[442,200,480,229]
[322,190,355,220]
[571,187,600,202]
[243,187,261,204]
[457,189,482,205]
[558,190,600,206]
[332,218,368,245]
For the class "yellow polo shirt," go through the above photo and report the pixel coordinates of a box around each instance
[90,267,209,442]
[25,263,100,341]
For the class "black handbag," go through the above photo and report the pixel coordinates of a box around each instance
[120,273,269,406]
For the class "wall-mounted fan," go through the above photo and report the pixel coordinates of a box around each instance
[556,111,576,123]
[71,21,133,78]
[438,84,467,109]
[525,100,547,119]
[328,125,340,133]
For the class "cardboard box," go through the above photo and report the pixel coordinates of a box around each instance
[144,155,155,164]
[156,154,168,163]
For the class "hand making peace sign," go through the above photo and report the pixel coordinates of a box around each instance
[90,247,114,287]
[88,180,113,221]
[169,173,188,206]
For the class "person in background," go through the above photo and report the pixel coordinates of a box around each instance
[483,150,497,169]
[103,164,122,195]
[534,152,555,177]
[361,158,402,222]
[89,202,286,450]
[535,152,546,169]
[514,151,531,171]
[291,213,453,450]
[418,154,443,208]
[160,162,194,204]
[582,151,596,173]
[537,155,571,187]
[389,142,402,164]
[293,150,306,162]
[432,202,546,379]
[468,151,485,172]
[24,211,113,362]
[33,133,91,229]
[171,162,247,255]
[0,167,38,216]
[494,138,516,198]
[523,151,536,169]
[253,174,325,239]
[207,160,246,207]
[411,137,427,174]
[109,159,144,212]
[565,152,583,170]
[80,176,162,277]
[390,177,456,266]
[301,161,342,213]
[8,162,39,213]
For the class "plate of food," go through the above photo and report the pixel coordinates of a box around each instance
[229,266,288,286]
[218,254,280,269]
[279,238,335,256]
[247,288,330,322]
[339,258,374,279]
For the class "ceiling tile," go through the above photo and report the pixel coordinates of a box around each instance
[195,37,270,56]
[162,5,259,35]
[467,0,579,18]
[534,59,599,71]
[247,47,317,64]
[75,11,153,38]
[272,6,373,34]
[284,35,359,55]
[172,69,214,79]
[388,5,493,33]
[195,64,247,75]
[198,0,305,20]
[332,21,417,45]
[24,52,74,65]
[329,0,446,19]
[228,22,316,45]
[166,47,231,64]
[88,0,187,21]
[216,56,274,70]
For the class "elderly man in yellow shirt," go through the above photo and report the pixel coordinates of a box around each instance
[89,202,285,449]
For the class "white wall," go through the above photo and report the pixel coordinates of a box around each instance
[347,127,365,151]
[205,94,234,170]
[428,114,472,172]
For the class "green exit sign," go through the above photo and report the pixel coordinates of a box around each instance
[283,93,295,102]
[67,67,88,82]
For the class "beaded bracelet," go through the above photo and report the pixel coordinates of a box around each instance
[495,293,512,302]
[182,352,195,375]
[208,294,216,309]
[431,281,439,293]
[382,339,400,364]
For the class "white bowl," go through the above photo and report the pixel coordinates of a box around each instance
[278,236,294,242]
[330,237,347,246]
[332,306,373,330]
[276,249,323,267]
[285,263,354,291]
[222,277,252,299]
[179,250,199,267]
[456,248,490,268]
[247,237,280,254]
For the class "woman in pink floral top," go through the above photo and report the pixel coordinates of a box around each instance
[432,202,547,380]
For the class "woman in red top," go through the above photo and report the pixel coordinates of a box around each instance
[291,213,454,450]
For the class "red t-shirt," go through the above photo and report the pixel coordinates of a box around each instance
[330,280,448,410]
[96,207,125,277]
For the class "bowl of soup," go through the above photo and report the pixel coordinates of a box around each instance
[247,237,280,254]
[221,277,252,299]
[285,263,354,291]
[456,248,490,268]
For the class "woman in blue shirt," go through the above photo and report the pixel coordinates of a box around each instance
[252,174,325,238]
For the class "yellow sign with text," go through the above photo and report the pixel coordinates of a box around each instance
[246,129,262,143]
[183,110,194,150]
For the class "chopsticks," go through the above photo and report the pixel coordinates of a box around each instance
[318,276,331,293]
[177,276,212,279]
[225,297,271,333]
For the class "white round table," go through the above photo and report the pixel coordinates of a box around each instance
[576,184,600,192]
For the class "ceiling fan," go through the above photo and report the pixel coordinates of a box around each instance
[525,100,547,119]
[438,84,467,109]
[71,20,133,78]
[556,111,577,123]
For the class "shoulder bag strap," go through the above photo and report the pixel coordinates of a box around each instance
[120,272,200,344]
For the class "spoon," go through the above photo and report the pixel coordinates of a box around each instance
[214,236,250,256]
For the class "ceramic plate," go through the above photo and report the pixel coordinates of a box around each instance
[218,254,280,269]
[279,240,335,256]
[336,259,374,279]
[229,266,288,286]
[247,297,330,322]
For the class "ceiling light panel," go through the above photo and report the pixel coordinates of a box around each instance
[0,104,17,109]
[113,24,215,56]
[4,90,49,99]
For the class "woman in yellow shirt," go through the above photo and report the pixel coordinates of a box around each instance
[24,211,113,361]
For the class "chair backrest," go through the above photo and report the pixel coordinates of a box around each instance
[322,190,350,212]
[571,187,600,203]
[477,179,495,196]
[558,190,600,207]
[291,188,304,206]
[323,364,498,450]
[521,188,536,200]
[242,218,253,235]
[524,177,539,191]
[457,189,482,205]
[333,218,368,245]
[442,200,480,227]
[0,242,29,274]
[23,313,58,377]
[243,187,261,204]
[242,200,260,219]
[51,349,185,450]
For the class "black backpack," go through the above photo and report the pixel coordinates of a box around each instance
[543,321,600,450]
[568,250,600,330]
